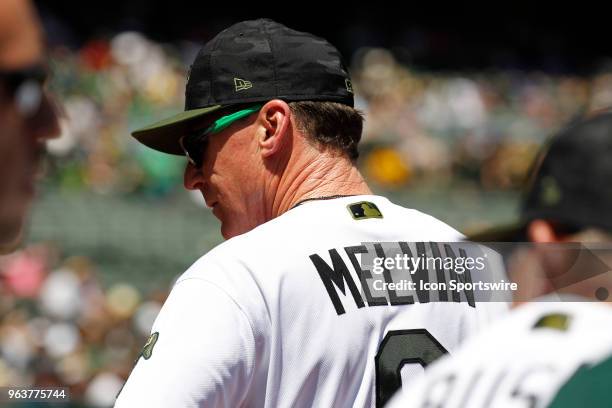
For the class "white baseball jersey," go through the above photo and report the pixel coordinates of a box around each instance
[115,195,507,408]
[387,298,612,408]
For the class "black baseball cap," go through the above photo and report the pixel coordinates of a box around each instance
[131,19,354,155]
[470,111,612,241]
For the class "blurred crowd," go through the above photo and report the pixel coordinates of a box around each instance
[42,32,611,196]
[0,245,166,407]
[44,32,189,198]
[3,31,612,406]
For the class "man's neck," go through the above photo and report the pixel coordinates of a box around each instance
[269,152,372,218]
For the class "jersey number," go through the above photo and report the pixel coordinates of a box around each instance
[375,329,447,407]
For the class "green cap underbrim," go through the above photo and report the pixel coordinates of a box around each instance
[131,105,224,155]
[467,220,528,242]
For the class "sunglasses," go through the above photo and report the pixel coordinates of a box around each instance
[0,64,60,130]
[0,64,48,116]
[179,104,263,168]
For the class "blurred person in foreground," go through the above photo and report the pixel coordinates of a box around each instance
[0,0,60,253]
[116,19,506,407]
[388,111,612,407]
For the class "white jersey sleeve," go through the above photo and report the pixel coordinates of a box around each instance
[115,278,257,407]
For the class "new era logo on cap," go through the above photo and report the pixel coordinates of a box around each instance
[234,77,252,92]
[131,19,355,156]
[345,79,353,94]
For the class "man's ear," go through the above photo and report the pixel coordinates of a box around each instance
[257,99,291,158]
[527,219,559,243]
[528,219,574,284]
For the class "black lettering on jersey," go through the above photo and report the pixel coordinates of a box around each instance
[375,329,448,406]
[429,242,450,301]
[310,242,480,316]
[443,245,476,307]
[457,246,478,308]
[372,243,413,305]
[510,365,557,407]
[458,248,476,306]
[346,245,388,307]
[310,249,365,315]
[398,242,430,304]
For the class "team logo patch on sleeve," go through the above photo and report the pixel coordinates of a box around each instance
[533,313,571,331]
[141,332,159,360]
[347,201,383,220]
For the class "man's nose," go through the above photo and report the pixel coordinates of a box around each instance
[184,162,205,190]
[32,93,61,141]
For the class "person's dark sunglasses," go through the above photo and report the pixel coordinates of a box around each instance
[0,64,61,132]
[0,64,47,115]
[179,104,262,169]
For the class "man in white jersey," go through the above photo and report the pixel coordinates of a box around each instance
[388,112,612,408]
[115,19,507,407]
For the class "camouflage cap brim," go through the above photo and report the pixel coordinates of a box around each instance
[131,105,223,155]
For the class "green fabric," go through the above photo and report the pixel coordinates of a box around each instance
[548,355,612,407]
[203,105,262,136]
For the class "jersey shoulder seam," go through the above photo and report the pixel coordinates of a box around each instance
[174,276,260,343]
